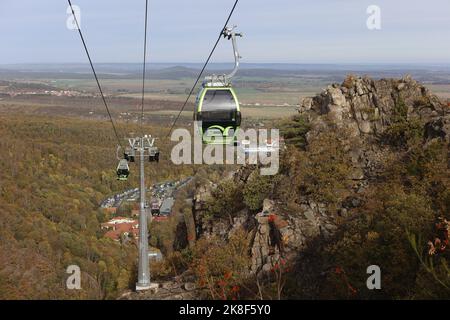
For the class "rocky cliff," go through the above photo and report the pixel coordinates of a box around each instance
[301,75,448,139]
[302,75,449,186]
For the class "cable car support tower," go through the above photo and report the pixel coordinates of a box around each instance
[121,136,159,291]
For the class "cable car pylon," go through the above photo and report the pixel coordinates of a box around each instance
[123,136,159,291]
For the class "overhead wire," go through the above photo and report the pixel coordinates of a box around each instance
[67,0,123,148]
[140,0,149,136]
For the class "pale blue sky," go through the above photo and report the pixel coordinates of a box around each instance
[1,0,450,64]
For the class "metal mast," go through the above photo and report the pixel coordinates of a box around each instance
[126,136,158,292]
[137,137,150,290]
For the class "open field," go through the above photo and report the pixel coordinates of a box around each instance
[1,64,449,126]
[17,77,318,106]
[144,105,297,121]
[427,84,450,100]
[0,94,297,131]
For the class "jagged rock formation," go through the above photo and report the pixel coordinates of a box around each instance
[193,166,337,275]
[301,75,449,184]
[300,75,449,140]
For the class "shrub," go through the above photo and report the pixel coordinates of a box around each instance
[383,97,424,147]
[191,229,250,300]
[278,115,310,149]
[284,131,353,206]
[205,180,244,223]
[243,172,275,211]
[320,188,435,299]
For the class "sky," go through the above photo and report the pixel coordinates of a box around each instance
[1,0,450,65]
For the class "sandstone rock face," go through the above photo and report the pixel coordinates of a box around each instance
[302,75,449,183]
[192,166,255,240]
[192,166,339,275]
[248,198,339,274]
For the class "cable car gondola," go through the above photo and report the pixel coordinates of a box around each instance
[149,146,160,163]
[116,159,130,181]
[124,147,135,162]
[194,26,243,145]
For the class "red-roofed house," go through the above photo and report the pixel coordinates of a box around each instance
[102,217,139,241]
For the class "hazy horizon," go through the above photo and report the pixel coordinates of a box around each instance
[2,61,450,70]
[1,0,450,64]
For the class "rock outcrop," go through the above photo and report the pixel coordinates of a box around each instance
[300,75,449,183]
[248,199,335,274]
[300,75,449,141]
[192,166,337,275]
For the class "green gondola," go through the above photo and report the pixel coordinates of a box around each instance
[195,86,241,145]
[149,146,160,162]
[194,26,243,145]
[116,159,130,181]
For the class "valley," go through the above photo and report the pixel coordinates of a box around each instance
[0,64,449,300]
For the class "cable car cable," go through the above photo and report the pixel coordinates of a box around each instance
[67,0,123,148]
[140,0,149,136]
[165,0,239,138]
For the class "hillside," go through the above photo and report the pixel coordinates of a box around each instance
[0,116,193,299]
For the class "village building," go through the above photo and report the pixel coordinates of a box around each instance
[101,217,139,241]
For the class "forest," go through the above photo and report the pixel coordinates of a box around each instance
[0,114,193,299]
